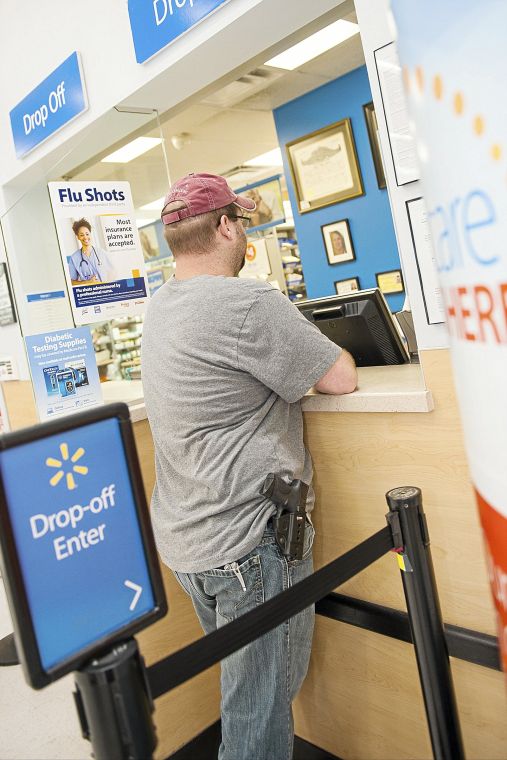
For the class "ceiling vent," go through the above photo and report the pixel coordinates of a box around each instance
[201,67,283,109]
[223,165,266,189]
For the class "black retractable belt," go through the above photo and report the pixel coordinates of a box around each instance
[146,526,393,698]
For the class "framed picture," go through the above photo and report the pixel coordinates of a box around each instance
[286,119,364,213]
[363,102,387,190]
[335,277,360,296]
[321,219,355,265]
[376,269,405,294]
[233,175,285,233]
[0,263,16,326]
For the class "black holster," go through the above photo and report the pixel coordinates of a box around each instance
[260,474,309,560]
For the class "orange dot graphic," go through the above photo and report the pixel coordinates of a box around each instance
[491,144,502,161]
[453,92,464,115]
[433,75,443,100]
[474,115,485,136]
[415,66,424,92]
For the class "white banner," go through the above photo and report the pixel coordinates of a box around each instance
[392,0,507,670]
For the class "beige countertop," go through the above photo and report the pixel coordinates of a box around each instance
[302,363,433,413]
[100,363,433,420]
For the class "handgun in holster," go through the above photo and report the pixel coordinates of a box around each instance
[260,474,309,560]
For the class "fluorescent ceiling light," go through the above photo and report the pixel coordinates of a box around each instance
[101,137,163,163]
[140,196,166,211]
[264,19,359,70]
[244,148,283,167]
[136,218,157,228]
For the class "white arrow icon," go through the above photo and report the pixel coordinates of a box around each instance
[124,580,143,611]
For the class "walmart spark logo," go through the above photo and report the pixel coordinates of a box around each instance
[45,443,88,490]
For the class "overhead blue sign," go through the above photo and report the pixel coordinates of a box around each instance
[128,0,229,63]
[0,417,156,672]
[9,52,87,159]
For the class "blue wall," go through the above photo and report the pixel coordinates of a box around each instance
[274,65,404,312]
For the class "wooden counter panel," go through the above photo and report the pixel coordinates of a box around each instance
[304,350,495,635]
[294,617,507,760]
[137,565,220,758]
[1,380,37,429]
[133,420,221,757]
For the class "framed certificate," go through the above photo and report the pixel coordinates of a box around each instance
[376,269,405,294]
[286,119,364,213]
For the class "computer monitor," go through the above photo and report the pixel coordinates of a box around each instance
[296,288,410,367]
[0,403,167,688]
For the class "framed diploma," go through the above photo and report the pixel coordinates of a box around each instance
[286,119,364,213]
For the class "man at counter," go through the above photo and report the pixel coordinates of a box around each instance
[141,172,357,760]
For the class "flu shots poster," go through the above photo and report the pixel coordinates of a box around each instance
[48,181,149,325]
[25,327,102,421]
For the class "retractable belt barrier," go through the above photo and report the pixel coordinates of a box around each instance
[146,526,393,698]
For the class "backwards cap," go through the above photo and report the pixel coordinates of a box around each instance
[161,172,256,225]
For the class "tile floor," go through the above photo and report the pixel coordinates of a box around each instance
[0,580,90,760]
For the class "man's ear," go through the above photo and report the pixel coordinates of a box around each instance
[217,214,234,240]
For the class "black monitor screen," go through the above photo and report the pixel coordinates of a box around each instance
[296,289,409,367]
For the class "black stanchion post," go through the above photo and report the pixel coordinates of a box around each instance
[73,638,157,760]
[386,487,465,760]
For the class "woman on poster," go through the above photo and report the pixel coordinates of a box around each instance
[68,218,114,285]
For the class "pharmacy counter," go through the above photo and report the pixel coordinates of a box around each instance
[99,361,433,420]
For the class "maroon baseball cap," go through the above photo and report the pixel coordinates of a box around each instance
[161,172,256,225]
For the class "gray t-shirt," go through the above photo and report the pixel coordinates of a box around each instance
[141,275,340,573]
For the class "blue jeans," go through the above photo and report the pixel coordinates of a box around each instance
[174,522,315,760]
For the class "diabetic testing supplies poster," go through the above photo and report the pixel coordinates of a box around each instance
[48,181,149,325]
[25,327,102,421]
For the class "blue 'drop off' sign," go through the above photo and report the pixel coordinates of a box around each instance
[9,52,87,159]
[128,0,230,63]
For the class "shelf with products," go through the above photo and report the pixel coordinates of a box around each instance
[89,315,145,381]
[274,222,308,302]
[111,315,144,379]
[278,246,307,303]
[90,322,120,380]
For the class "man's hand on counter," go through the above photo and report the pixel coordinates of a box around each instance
[314,349,358,395]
